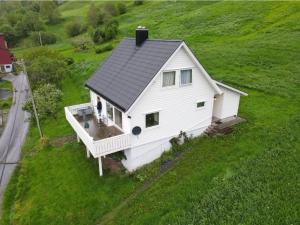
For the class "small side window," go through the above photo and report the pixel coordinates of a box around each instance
[197,101,205,108]
[146,112,159,128]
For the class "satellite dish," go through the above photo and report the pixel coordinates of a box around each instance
[132,126,142,135]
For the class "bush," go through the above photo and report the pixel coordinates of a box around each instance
[117,2,127,15]
[87,3,106,28]
[23,84,62,119]
[103,19,119,41]
[65,20,86,37]
[134,0,144,6]
[91,28,105,44]
[103,3,119,17]
[71,37,92,51]
[95,44,113,54]
[30,32,56,45]
[65,57,74,65]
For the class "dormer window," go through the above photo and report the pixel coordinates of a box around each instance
[180,69,192,86]
[162,71,176,87]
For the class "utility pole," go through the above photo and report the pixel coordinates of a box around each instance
[20,59,43,138]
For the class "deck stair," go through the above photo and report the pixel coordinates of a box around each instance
[205,116,245,136]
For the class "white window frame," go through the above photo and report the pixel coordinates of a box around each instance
[145,111,160,128]
[162,71,176,88]
[106,102,114,121]
[114,107,123,129]
[180,69,192,86]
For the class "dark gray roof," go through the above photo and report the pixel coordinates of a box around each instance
[86,38,183,111]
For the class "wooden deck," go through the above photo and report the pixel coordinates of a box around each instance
[75,114,123,141]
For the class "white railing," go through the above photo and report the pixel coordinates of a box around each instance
[65,106,95,153]
[94,133,131,156]
[65,103,131,158]
[68,102,92,115]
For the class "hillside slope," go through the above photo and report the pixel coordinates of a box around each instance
[2,1,300,225]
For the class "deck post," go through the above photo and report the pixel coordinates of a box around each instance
[76,134,80,143]
[86,147,90,158]
[98,157,103,176]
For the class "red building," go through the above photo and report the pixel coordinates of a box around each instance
[0,33,14,73]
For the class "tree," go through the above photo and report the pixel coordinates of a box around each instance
[117,2,127,15]
[0,24,18,46]
[24,48,67,88]
[30,31,57,46]
[23,84,62,119]
[40,1,61,24]
[14,12,44,38]
[87,3,105,28]
[134,0,144,6]
[71,37,92,51]
[103,3,119,17]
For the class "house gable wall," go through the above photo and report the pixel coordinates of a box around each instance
[128,46,215,152]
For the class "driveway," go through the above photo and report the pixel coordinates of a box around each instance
[0,73,30,208]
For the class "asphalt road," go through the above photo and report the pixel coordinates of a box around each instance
[0,73,29,207]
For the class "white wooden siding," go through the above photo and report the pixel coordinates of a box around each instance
[213,87,241,119]
[129,46,215,149]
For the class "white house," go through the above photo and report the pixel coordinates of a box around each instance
[64,27,247,176]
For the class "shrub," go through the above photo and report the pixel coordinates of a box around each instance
[134,0,144,6]
[91,28,105,44]
[71,37,92,51]
[65,57,74,65]
[95,44,113,54]
[39,1,61,24]
[23,84,62,119]
[30,32,57,45]
[103,19,119,41]
[117,2,127,14]
[65,20,86,37]
[103,3,119,17]
[87,3,106,28]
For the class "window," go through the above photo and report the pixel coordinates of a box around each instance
[197,101,205,108]
[146,112,159,128]
[180,69,192,85]
[114,108,122,128]
[5,65,10,69]
[106,102,114,121]
[162,71,176,87]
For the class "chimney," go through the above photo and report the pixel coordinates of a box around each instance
[136,26,148,46]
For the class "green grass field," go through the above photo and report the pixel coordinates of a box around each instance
[1,1,300,225]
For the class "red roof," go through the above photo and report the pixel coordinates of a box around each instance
[0,34,13,65]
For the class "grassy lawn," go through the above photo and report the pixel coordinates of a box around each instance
[0,79,13,109]
[2,1,300,225]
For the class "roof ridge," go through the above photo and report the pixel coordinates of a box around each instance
[125,37,183,42]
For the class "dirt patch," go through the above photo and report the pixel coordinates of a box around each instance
[102,157,125,174]
[50,134,77,147]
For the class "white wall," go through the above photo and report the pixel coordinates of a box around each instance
[213,87,241,119]
[90,90,131,133]
[124,46,215,169]
[0,64,12,73]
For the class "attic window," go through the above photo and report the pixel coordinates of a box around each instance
[180,69,192,85]
[162,71,175,87]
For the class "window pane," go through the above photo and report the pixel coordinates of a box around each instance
[162,71,175,87]
[146,112,159,128]
[181,69,192,85]
[197,101,205,108]
[114,108,122,128]
[106,102,114,120]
